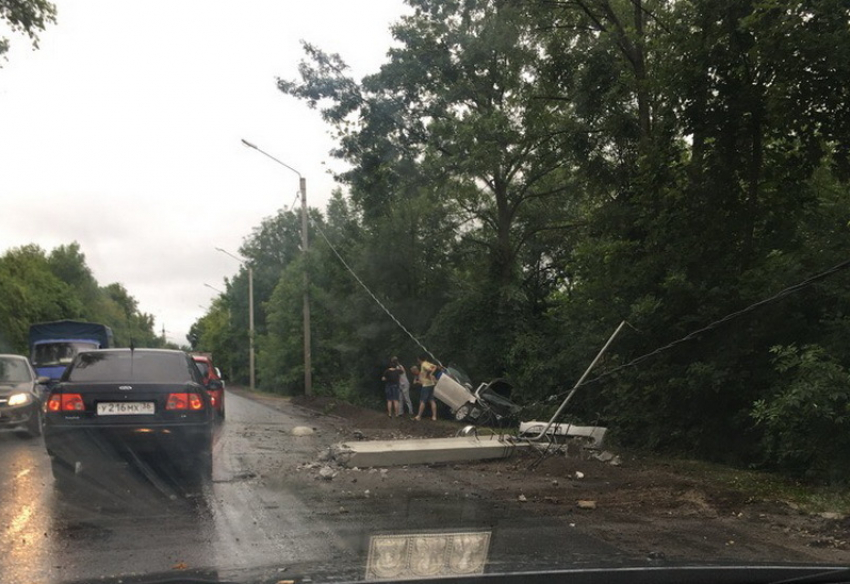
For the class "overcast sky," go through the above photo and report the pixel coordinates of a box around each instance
[0,0,409,345]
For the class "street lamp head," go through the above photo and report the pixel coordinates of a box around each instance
[241,138,258,150]
[215,246,248,265]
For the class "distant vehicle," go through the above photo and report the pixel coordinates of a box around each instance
[435,366,522,426]
[44,349,218,486]
[0,354,48,438]
[190,352,225,419]
[28,320,113,385]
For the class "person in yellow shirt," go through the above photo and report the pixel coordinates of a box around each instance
[414,354,438,421]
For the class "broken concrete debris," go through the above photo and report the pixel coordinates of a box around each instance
[577,500,597,510]
[318,466,338,480]
[591,450,623,466]
[291,426,315,436]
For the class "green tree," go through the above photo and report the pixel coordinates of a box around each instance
[0,0,56,62]
[0,243,159,352]
[280,0,587,376]
[0,244,82,352]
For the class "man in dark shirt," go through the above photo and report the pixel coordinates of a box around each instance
[381,356,402,418]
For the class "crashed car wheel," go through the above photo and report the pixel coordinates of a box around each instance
[454,403,472,421]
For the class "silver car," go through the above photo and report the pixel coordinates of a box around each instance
[435,367,522,425]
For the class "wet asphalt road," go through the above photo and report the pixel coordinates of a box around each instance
[0,391,620,584]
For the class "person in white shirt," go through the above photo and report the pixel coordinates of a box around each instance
[397,360,413,416]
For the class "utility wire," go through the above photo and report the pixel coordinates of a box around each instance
[311,219,443,366]
[310,207,850,412]
[524,257,850,468]
[542,257,850,404]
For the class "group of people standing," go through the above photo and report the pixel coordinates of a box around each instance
[381,354,440,421]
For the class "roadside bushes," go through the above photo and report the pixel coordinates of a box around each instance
[752,345,850,482]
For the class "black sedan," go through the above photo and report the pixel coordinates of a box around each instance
[0,354,47,438]
[43,348,219,485]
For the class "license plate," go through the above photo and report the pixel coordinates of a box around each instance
[97,402,155,416]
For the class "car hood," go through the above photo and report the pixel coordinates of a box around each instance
[55,563,850,584]
[0,382,31,396]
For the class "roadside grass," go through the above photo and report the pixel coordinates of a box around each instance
[659,457,850,515]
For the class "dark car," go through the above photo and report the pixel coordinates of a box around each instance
[43,348,219,485]
[0,354,48,438]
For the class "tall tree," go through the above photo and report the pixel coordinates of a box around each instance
[0,0,56,62]
[280,0,587,375]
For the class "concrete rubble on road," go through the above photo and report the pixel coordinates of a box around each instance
[592,450,622,465]
[318,466,338,480]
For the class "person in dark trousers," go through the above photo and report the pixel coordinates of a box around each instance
[381,356,402,418]
[414,354,438,421]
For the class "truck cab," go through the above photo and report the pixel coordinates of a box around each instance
[29,321,113,385]
[31,339,102,382]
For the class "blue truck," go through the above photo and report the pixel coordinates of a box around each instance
[28,320,114,384]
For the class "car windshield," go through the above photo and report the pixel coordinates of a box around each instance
[2,1,850,583]
[67,351,194,383]
[32,341,99,367]
[0,358,32,383]
[194,360,210,378]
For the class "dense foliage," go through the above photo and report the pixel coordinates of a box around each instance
[0,243,163,352]
[194,0,850,480]
[0,0,56,61]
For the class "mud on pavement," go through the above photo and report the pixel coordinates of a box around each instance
[229,387,850,567]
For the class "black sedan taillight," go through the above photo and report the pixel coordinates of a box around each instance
[47,393,84,412]
[165,392,204,411]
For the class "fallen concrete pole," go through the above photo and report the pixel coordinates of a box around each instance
[518,422,607,448]
[332,435,529,468]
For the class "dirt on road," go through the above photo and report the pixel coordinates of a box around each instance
[230,387,850,567]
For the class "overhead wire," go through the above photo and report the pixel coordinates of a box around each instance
[523,258,850,467]
[539,256,850,404]
[306,208,850,441]
[310,218,443,366]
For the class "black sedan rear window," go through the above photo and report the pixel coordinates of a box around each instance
[66,352,196,383]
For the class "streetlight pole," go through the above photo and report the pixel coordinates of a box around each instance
[241,138,312,396]
[213,249,256,392]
